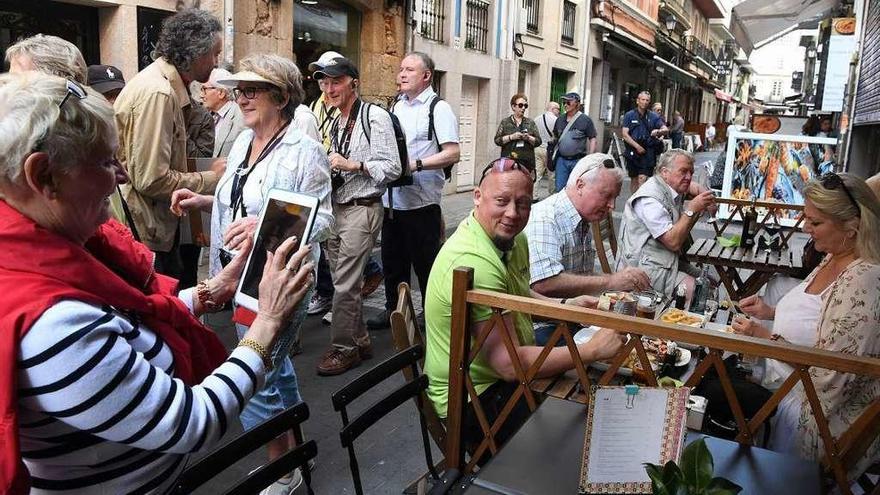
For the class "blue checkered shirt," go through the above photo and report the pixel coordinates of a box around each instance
[525,191,597,285]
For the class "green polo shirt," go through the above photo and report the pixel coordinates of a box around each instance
[424,213,534,418]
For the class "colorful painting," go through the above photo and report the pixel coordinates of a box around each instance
[721,131,838,222]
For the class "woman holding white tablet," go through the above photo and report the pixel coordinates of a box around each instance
[172,53,332,494]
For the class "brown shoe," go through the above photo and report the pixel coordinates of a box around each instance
[361,271,383,297]
[317,348,361,376]
[358,341,374,360]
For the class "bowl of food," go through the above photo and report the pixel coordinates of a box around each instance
[659,308,705,327]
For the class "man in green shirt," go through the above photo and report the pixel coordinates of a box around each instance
[424,157,624,451]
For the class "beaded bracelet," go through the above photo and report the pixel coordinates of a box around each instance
[196,280,221,312]
[238,338,273,370]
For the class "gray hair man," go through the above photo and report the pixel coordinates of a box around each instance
[202,67,246,158]
[534,101,560,193]
[616,149,715,298]
[526,153,650,345]
[5,34,87,83]
[366,51,461,331]
[114,9,225,277]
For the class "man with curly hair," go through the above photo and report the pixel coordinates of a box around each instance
[115,8,226,277]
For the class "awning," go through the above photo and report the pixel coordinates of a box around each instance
[653,55,698,84]
[731,0,840,55]
[714,89,734,103]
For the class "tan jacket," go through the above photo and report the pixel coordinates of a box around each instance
[114,58,218,252]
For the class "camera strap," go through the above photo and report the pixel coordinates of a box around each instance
[230,121,290,219]
[331,98,362,159]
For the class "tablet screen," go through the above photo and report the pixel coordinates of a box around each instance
[239,197,313,299]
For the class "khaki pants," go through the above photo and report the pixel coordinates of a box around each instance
[325,201,383,351]
[534,147,555,193]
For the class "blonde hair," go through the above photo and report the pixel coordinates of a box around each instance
[804,173,880,264]
[0,72,115,183]
[5,34,87,84]
[239,54,305,121]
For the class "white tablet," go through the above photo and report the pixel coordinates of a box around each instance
[233,189,319,313]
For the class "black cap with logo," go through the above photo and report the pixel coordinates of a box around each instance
[87,65,126,95]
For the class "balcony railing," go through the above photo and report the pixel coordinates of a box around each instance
[685,34,716,65]
[419,0,445,42]
[561,0,576,46]
[465,0,489,53]
[524,0,539,34]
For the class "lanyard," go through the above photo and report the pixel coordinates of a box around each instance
[230,121,290,219]
[331,99,362,158]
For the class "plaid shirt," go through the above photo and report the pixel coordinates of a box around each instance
[526,191,596,285]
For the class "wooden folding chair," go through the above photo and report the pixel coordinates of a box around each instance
[332,345,454,495]
[591,212,618,274]
[172,402,317,495]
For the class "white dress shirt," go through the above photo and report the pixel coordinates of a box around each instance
[632,179,681,239]
[536,111,557,150]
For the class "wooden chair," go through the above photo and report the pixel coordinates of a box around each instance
[172,402,317,495]
[591,212,618,274]
[331,344,453,495]
[444,266,880,495]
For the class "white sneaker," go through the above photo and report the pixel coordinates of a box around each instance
[258,469,303,495]
[321,311,332,325]
[307,294,332,315]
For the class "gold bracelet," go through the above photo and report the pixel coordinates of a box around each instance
[238,338,273,370]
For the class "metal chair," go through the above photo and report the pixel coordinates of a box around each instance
[172,402,317,495]
[331,344,451,495]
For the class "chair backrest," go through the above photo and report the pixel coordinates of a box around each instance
[591,212,617,274]
[173,402,317,495]
[390,282,447,450]
[444,266,880,493]
[331,344,440,495]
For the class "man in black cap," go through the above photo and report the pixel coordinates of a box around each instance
[87,64,126,103]
[548,92,597,192]
[313,56,402,376]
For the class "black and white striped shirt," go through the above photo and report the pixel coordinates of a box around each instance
[17,298,264,494]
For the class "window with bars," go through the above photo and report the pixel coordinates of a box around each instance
[561,1,576,46]
[465,0,489,53]
[524,0,539,34]
[419,0,445,42]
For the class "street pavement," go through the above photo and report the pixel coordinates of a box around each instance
[196,151,723,494]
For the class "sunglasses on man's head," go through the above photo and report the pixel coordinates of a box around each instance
[515,103,528,109]
[577,158,616,178]
[820,172,859,213]
[478,157,536,185]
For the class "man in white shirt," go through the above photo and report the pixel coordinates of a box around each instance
[367,52,460,330]
[534,101,559,192]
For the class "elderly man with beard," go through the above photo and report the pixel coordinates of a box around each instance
[526,153,650,345]
[423,157,625,454]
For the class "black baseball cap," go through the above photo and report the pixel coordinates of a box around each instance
[87,65,125,94]
[312,57,359,80]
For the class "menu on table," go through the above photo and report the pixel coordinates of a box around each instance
[579,386,690,494]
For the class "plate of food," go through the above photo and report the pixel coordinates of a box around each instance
[659,308,705,327]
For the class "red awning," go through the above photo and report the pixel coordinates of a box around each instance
[714,89,734,102]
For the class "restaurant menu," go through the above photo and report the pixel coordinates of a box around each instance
[579,386,690,494]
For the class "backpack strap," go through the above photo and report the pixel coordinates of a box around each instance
[428,95,441,148]
[360,101,372,144]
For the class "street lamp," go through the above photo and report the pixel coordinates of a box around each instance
[665,15,677,32]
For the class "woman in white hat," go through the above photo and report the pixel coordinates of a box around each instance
[171,53,332,494]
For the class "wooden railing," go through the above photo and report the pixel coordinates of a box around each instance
[446,267,880,494]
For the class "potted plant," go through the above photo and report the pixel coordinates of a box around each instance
[644,438,742,495]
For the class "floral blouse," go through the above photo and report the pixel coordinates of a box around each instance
[795,256,880,476]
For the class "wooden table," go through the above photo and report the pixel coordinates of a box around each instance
[464,397,822,494]
[685,237,804,300]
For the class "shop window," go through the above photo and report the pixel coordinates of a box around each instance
[0,0,99,67]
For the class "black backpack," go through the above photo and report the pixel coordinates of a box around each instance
[360,101,412,189]
[391,95,456,181]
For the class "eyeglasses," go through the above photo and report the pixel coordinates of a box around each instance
[478,157,536,185]
[58,79,87,109]
[820,172,860,213]
[515,103,529,109]
[33,80,87,152]
[200,85,219,93]
[577,157,617,178]
[233,87,272,100]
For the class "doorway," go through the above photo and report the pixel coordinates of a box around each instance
[457,76,479,190]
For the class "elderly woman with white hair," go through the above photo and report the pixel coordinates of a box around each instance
[0,73,314,494]
[172,53,332,494]
[5,33,87,83]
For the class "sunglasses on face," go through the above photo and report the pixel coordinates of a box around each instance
[233,87,272,100]
[515,102,528,109]
[820,172,860,213]
[478,157,536,185]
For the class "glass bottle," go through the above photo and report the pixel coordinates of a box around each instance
[690,266,710,313]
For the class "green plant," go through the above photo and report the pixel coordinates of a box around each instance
[644,438,743,495]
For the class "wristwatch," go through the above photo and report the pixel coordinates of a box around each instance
[416,159,423,172]
[684,210,695,218]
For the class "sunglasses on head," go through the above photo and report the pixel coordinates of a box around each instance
[478,157,536,185]
[820,172,859,213]
[515,102,528,109]
[577,158,617,178]
[33,80,87,152]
